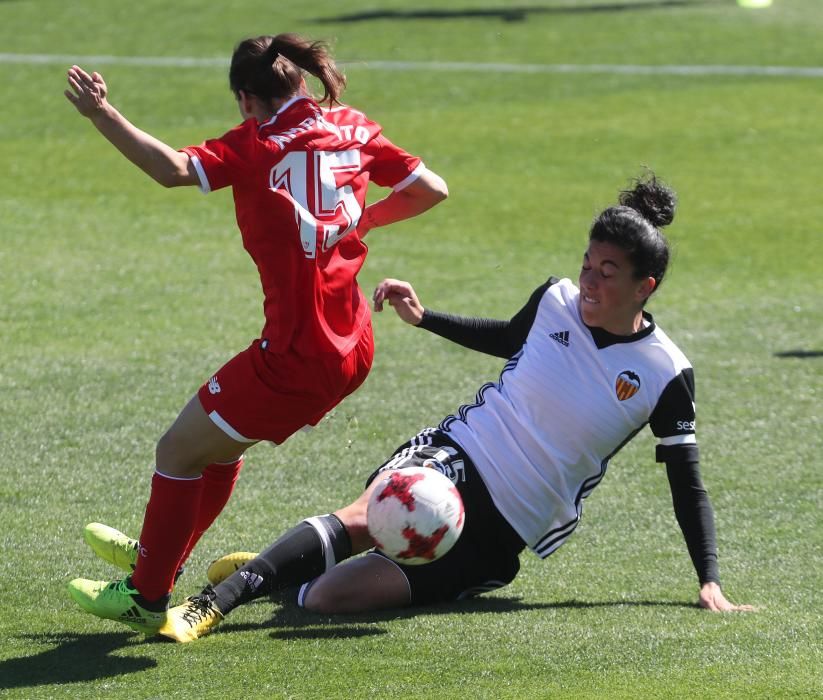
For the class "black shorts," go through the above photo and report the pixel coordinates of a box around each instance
[366,428,525,606]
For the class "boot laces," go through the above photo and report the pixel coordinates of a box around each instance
[105,578,136,597]
[181,594,217,625]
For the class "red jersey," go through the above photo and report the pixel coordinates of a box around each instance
[182,96,424,357]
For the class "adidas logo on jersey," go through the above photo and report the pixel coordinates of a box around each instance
[549,330,570,347]
[208,376,221,394]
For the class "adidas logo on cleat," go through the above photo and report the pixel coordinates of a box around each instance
[67,576,166,634]
[549,330,570,347]
[121,606,148,624]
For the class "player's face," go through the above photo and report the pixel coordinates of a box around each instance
[578,240,655,335]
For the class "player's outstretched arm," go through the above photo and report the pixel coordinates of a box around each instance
[373,276,535,359]
[358,168,448,238]
[698,581,755,612]
[64,65,198,188]
[372,278,425,325]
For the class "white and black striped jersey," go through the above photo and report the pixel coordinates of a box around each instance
[419,277,716,581]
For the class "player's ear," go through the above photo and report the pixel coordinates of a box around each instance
[635,276,656,303]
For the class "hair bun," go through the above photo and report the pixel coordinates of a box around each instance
[618,172,677,228]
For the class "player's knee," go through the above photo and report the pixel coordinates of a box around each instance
[155,429,201,476]
[155,429,179,466]
[301,577,348,614]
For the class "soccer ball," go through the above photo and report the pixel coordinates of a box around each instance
[367,466,465,565]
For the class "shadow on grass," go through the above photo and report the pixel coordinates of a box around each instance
[0,632,156,690]
[217,594,695,642]
[774,350,823,358]
[314,1,714,24]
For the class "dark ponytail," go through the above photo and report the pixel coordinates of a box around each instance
[589,171,677,295]
[618,173,676,228]
[229,33,346,106]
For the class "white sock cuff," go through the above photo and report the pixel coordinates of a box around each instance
[303,515,337,572]
[153,469,203,481]
[212,457,244,467]
[297,579,317,608]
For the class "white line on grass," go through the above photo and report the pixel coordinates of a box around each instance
[2,53,823,78]
[360,60,823,78]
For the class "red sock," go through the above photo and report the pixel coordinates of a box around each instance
[177,458,244,569]
[131,471,203,601]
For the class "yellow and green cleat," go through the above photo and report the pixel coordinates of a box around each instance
[83,522,139,573]
[83,522,185,582]
[67,577,167,634]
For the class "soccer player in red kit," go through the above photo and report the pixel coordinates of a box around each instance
[64,33,448,633]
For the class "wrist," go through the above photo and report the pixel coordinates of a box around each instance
[415,308,432,328]
[88,101,116,125]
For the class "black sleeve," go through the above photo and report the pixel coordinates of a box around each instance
[417,277,557,359]
[649,368,697,450]
[665,453,720,585]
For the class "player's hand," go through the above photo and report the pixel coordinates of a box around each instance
[372,278,424,325]
[64,65,109,118]
[698,582,755,612]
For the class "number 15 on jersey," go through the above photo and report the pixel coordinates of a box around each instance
[270,149,363,259]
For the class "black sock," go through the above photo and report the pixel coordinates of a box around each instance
[127,576,171,611]
[211,514,351,615]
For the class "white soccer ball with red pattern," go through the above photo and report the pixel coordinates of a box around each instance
[367,466,465,565]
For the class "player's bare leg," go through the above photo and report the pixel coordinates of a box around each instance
[156,394,251,477]
[300,554,412,613]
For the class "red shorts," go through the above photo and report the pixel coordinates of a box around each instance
[198,323,374,444]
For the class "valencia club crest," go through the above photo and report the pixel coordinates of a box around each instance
[615,370,641,401]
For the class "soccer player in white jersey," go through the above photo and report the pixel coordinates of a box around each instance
[86,173,753,641]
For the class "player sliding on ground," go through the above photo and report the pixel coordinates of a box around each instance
[87,173,753,641]
[63,32,447,634]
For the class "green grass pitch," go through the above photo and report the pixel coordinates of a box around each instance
[1,0,821,697]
